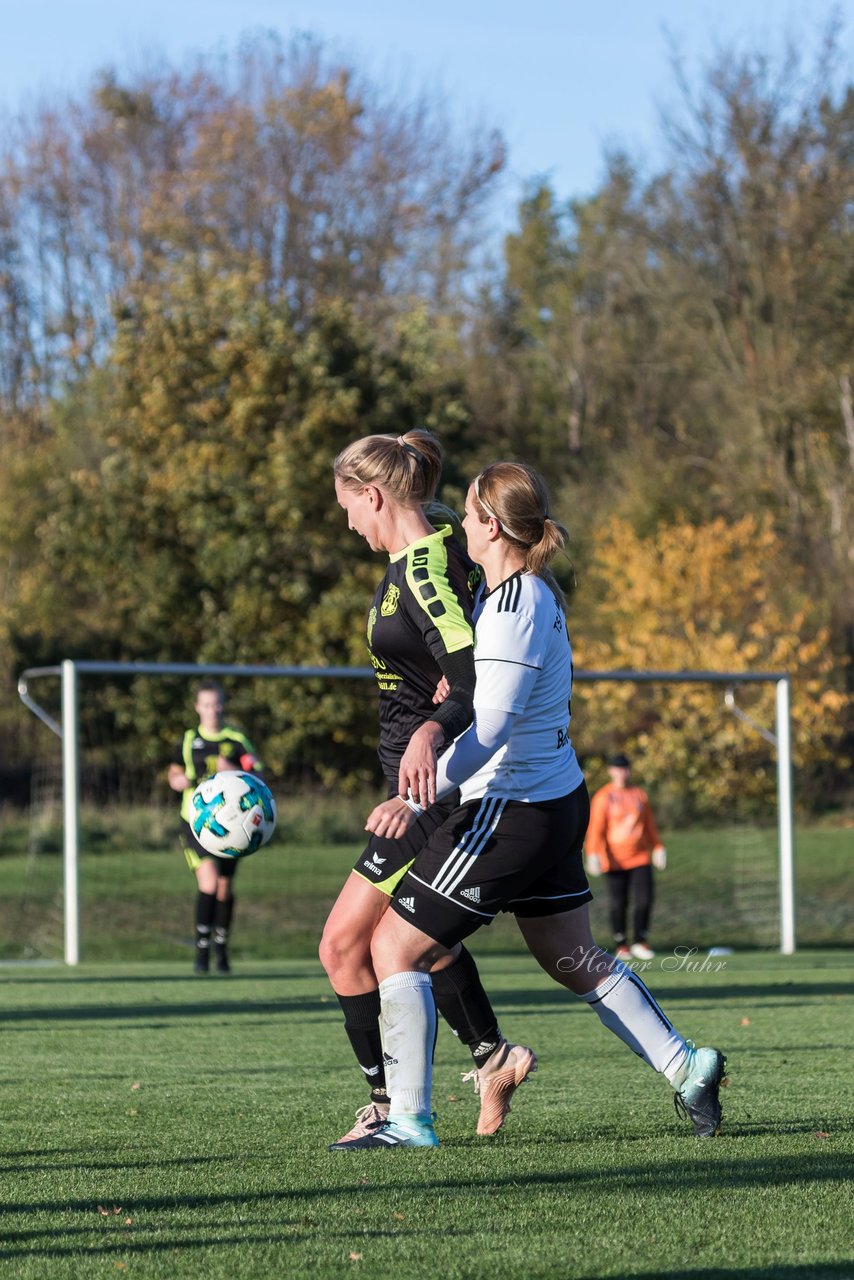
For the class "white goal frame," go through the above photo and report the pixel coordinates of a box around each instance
[18,660,795,964]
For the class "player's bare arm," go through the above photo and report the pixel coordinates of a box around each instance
[168,763,190,792]
[397,719,444,806]
[366,796,419,840]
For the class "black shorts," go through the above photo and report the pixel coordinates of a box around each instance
[390,782,591,947]
[181,826,239,878]
[352,790,460,897]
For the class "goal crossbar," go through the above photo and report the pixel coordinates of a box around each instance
[18,660,795,963]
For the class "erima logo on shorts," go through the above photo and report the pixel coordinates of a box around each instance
[371,852,387,865]
[460,886,481,902]
[398,897,416,913]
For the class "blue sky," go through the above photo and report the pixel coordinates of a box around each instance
[1,0,850,221]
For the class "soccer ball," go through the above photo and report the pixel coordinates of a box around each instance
[189,771,277,859]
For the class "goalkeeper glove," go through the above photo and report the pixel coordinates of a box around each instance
[585,853,603,877]
[652,846,667,871]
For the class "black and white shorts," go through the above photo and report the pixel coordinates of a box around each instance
[352,790,461,897]
[389,783,591,947]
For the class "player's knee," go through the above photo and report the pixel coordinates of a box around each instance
[317,926,338,976]
[370,921,436,977]
[319,924,369,983]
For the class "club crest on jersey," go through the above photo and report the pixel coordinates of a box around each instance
[381,584,400,617]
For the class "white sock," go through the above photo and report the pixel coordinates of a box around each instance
[379,970,436,1118]
[580,961,690,1082]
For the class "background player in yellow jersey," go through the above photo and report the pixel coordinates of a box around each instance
[585,753,667,961]
[168,681,263,973]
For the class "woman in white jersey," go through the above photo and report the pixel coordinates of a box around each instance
[332,461,727,1150]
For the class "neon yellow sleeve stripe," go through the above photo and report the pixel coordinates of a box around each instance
[180,729,197,821]
[404,533,473,655]
[181,729,197,778]
[219,726,257,757]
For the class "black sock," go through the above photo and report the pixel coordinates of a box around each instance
[431,946,501,1064]
[214,896,234,946]
[336,990,387,1097]
[195,891,216,948]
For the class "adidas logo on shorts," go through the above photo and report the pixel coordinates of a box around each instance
[398,897,416,914]
[460,886,481,903]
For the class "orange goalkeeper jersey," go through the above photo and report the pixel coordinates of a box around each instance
[586,783,663,871]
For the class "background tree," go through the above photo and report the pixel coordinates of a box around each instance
[2,21,852,809]
[463,25,853,808]
[640,27,854,634]
[0,30,503,408]
[574,514,846,820]
[6,259,472,784]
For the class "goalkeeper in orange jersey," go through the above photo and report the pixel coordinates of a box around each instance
[584,753,667,961]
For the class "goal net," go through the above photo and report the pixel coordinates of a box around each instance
[11,661,794,965]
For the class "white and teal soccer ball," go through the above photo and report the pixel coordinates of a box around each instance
[190,771,277,859]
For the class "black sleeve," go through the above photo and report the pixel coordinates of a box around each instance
[428,646,476,744]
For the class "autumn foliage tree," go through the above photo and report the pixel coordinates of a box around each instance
[0,31,503,408]
[4,257,474,782]
[1,21,852,809]
[574,514,847,818]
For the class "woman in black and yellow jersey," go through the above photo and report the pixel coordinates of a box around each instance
[168,681,263,974]
[320,430,536,1148]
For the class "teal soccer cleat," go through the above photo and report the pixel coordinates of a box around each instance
[674,1046,727,1137]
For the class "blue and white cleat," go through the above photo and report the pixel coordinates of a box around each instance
[673,1046,727,1138]
[328,1113,439,1150]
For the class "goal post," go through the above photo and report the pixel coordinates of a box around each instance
[17,660,795,964]
[575,669,795,957]
[18,659,377,966]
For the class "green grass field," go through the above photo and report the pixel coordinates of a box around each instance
[1,950,852,1278]
[2,813,853,961]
